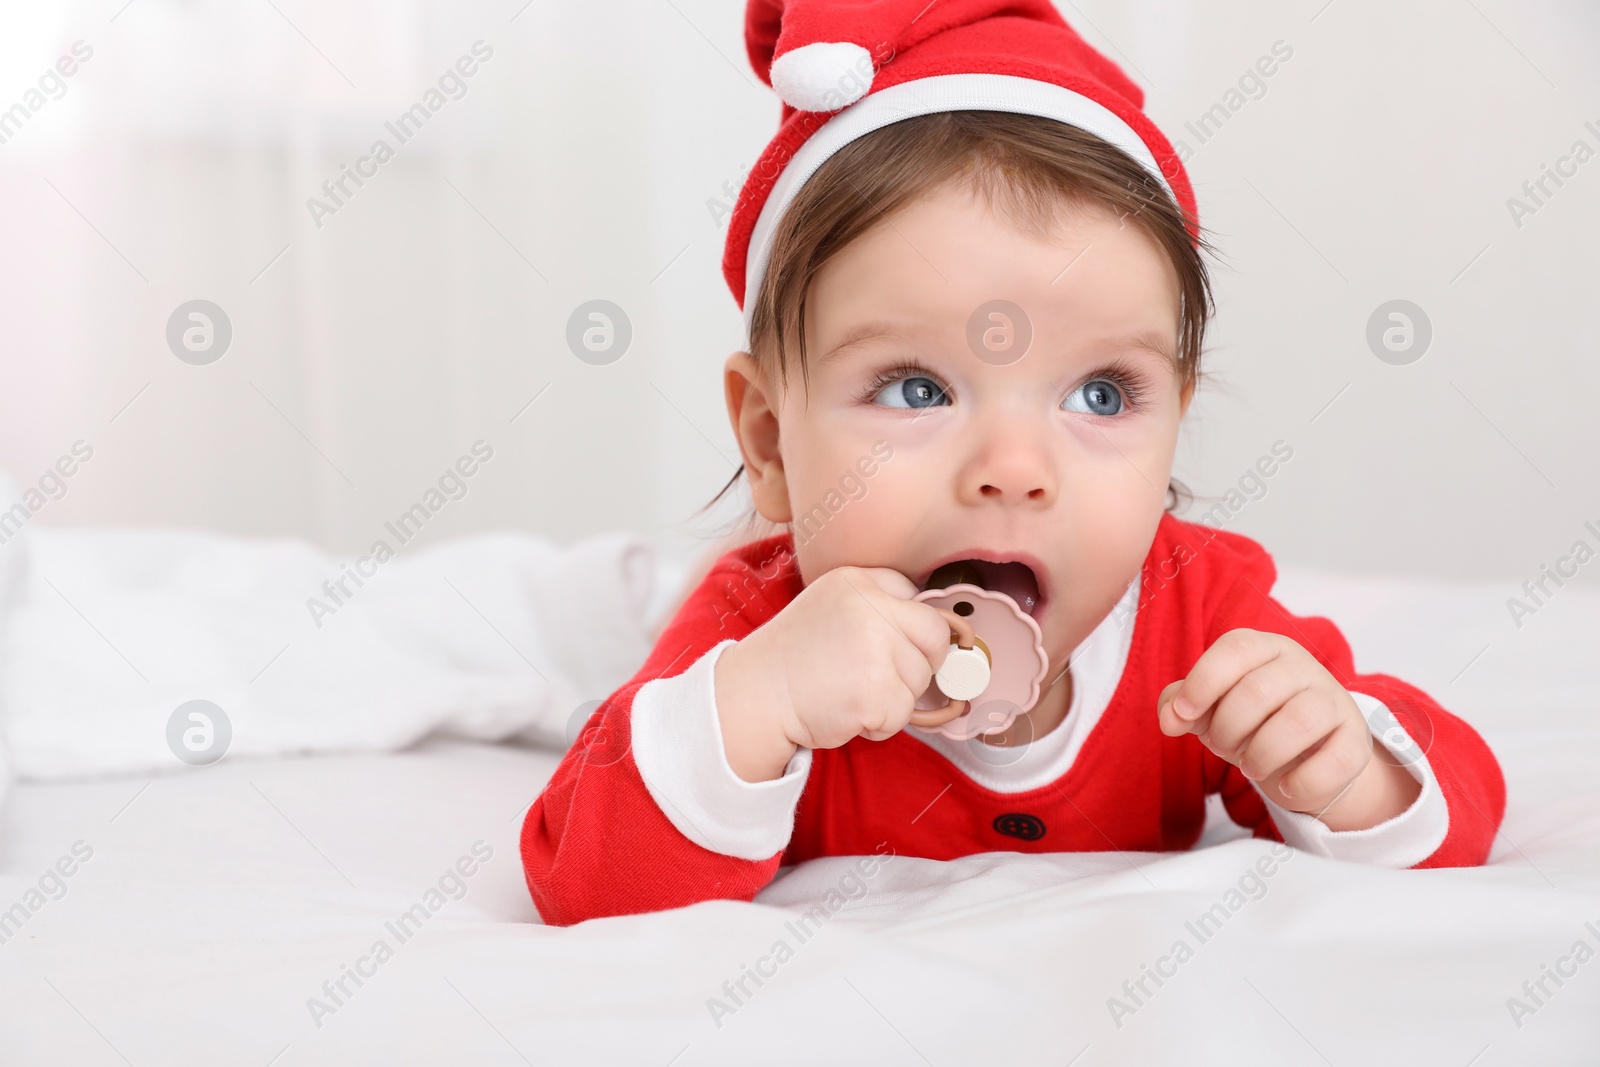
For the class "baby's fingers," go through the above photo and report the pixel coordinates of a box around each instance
[1236,687,1343,782]
[1273,715,1372,810]
[902,606,977,729]
[1156,680,1194,737]
[1162,629,1283,737]
[852,566,922,603]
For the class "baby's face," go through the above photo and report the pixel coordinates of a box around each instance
[734,180,1189,681]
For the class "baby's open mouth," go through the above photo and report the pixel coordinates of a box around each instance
[921,558,1044,618]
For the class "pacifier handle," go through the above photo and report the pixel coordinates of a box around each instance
[907,607,985,728]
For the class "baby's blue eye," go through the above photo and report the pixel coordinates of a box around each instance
[1062,379,1124,417]
[871,375,949,409]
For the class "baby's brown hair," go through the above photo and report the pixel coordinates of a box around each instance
[706,110,1215,529]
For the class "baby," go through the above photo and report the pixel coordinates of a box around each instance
[521,0,1505,927]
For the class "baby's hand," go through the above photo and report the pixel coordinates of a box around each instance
[714,565,972,782]
[1156,628,1420,831]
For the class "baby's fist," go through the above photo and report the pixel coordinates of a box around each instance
[1156,628,1418,830]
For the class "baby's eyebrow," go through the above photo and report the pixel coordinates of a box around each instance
[1106,329,1180,374]
[817,320,904,366]
[817,319,1180,373]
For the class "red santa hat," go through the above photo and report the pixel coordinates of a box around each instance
[724,0,1200,342]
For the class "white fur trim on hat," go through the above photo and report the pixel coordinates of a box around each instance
[769,41,875,112]
[741,73,1178,344]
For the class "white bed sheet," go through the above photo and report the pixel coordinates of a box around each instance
[0,724,1596,1066]
[0,552,1597,1065]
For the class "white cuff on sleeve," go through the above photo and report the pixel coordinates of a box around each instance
[1256,690,1449,868]
[630,638,813,860]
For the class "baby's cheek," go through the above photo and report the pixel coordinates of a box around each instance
[1069,504,1164,603]
[860,477,946,551]
[782,448,914,558]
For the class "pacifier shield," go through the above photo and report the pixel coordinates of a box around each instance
[910,583,1049,741]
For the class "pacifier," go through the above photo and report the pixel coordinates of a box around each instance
[908,561,1050,741]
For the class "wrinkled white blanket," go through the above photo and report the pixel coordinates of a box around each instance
[2,732,1596,1064]
[0,476,678,803]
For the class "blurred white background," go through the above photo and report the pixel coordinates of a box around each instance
[0,0,1595,582]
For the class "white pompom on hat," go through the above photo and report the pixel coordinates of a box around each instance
[768,40,875,111]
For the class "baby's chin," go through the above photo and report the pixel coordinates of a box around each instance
[1037,626,1081,682]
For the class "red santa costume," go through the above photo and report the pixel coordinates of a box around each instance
[520,0,1506,927]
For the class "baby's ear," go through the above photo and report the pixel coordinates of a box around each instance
[723,351,791,523]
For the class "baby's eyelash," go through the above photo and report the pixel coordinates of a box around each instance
[1090,358,1152,413]
[856,360,946,404]
[856,358,1155,413]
